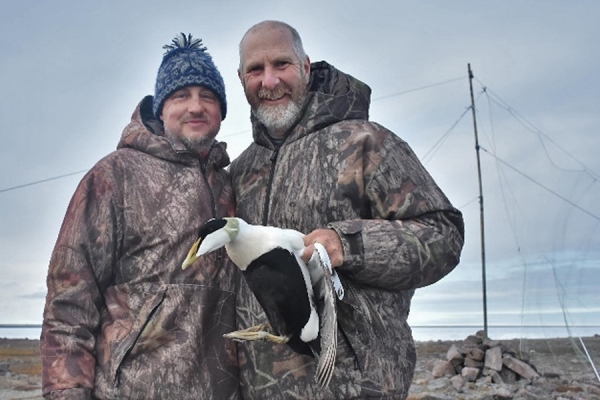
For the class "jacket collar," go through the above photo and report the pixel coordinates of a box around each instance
[251,61,372,148]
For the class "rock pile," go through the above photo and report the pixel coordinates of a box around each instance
[408,331,600,400]
[431,330,539,389]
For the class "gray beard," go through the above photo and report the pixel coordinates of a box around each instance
[164,129,213,156]
[254,95,306,137]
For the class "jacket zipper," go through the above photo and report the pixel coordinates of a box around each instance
[199,161,217,218]
[175,143,218,219]
[261,145,280,226]
[199,159,223,261]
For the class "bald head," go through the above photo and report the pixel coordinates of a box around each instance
[238,20,307,73]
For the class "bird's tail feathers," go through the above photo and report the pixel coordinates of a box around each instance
[315,340,336,387]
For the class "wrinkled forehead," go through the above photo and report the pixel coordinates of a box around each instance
[240,26,296,65]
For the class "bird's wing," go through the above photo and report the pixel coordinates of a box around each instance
[305,246,344,300]
[307,243,337,387]
[331,269,344,300]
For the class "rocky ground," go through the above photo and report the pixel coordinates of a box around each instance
[409,333,600,400]
[0,338,42,399]
[1,334,599,399]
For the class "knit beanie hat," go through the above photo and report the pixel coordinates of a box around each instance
[153,33,227,120]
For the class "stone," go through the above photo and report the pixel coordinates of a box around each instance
[487,369,504,384]
[431,360,456,378]
[425,359,437,371]
[450,374,463,391]
[461,366,480,382]
[475,329,488,339]
[452,363,463,375]
[446,344,464,374]
[464,334,484,346]
[493,386,513,399]
[446,344,463,364]
[501,344,517,358]
[483,337,502,348]
[464,357,484,369]
[464,347,485,361]
[499,367,517,384]
[485,346,503,371]
[459,341,478,352]
[503,355,540,380]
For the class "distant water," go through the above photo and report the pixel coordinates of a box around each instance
[0,325,42,340]
[1,325,599,341]
[412,325,600,341]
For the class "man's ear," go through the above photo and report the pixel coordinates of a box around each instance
[237,68,244,86]
[302,56,311,85]
[304,56,311,76]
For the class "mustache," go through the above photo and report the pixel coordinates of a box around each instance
[182,112,207,123]
[258,86,292,100]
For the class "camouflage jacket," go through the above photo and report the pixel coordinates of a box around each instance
[229,61,465,399]
[40,96,239,400]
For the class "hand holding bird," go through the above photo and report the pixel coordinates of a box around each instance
[302,228,344,268]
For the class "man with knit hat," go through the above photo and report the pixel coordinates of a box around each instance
[40,34,239,399]
[153,34,228,156]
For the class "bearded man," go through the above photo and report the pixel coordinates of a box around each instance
[228,20,465,400]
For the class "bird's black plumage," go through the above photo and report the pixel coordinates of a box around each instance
[244,247,319,356]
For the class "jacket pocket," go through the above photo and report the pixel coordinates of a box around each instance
[101,283,238,399]
[110,285,168,384]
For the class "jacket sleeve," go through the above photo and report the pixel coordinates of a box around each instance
[40,165,121,399]
[329,134,464,292]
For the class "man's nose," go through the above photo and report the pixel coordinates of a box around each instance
[262,66,280,90]
[188,95,205,113]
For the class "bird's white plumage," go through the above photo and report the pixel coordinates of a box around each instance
[224,220,304,268]
[197,226,235,256]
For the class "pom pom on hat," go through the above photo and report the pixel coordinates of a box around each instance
[153,33,227,120]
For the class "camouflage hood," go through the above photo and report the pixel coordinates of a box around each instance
[251,61,372,147]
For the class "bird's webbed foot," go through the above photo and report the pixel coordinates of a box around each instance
[223,323,289,344]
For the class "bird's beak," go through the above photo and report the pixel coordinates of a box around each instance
[182,237,203,270]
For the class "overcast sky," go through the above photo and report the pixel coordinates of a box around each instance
[1,0,599,339]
